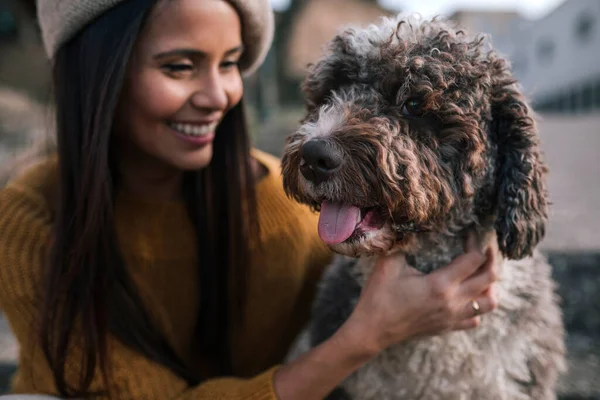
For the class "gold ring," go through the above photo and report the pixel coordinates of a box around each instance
[472,300,481,316]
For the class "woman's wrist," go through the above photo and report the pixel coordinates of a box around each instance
[334,312,388,361]
[273,322,379,399]
[329,321,379,365]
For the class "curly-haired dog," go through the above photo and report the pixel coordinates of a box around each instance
[281,16,566,400]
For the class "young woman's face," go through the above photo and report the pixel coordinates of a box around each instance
[116,0,244,172]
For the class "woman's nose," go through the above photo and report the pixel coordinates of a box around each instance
[190,72,229,111]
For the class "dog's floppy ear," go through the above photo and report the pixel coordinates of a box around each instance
[491,76,549,260]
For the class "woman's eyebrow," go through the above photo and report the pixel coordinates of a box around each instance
[152,45,244,59]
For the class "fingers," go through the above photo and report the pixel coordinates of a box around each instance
[429,241,486,284]
[374,251,406,268]
[460,247,499,297]
[459,288,498,320]
[453,317,481,331]
[373,251,408,280]
[463,230,478,254]
[373,251,422,279]
[451,289,499,332]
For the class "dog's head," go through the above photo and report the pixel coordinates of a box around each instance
[281,16,548,259]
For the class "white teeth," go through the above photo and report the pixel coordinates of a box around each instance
[357,209,362,224]
[169,121,218,136]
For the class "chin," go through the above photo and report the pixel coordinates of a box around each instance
[328,225,395,257]
[171,145,214,171]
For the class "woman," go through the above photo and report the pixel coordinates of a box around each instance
[0,0,498,398]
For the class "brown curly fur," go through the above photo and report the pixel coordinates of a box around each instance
[282,16,564,400]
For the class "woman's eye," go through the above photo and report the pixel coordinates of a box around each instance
[162,63,193,73]
[220,60,240,70]
[402,98,425,117]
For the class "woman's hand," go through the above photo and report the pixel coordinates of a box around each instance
[338,232,499,358]
[273,231,499,400]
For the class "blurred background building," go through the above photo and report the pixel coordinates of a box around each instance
[449,0,600,115]
[0,0,598,398]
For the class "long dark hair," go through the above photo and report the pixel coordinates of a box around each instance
[39,0,258,397]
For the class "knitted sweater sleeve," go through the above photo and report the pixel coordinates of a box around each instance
[0,185,281,399]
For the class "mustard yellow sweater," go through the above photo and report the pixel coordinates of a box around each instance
[0,149,333,399]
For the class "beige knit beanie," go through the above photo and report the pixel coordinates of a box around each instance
[36,0,274,76]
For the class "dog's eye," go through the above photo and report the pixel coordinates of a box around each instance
[402,98,424,117]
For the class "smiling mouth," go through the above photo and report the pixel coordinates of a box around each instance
[168,121,218,137]
[317,201,386,245]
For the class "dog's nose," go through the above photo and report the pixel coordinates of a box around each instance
[299,139,343,184]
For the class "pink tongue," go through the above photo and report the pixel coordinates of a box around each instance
[318,201,360,245]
